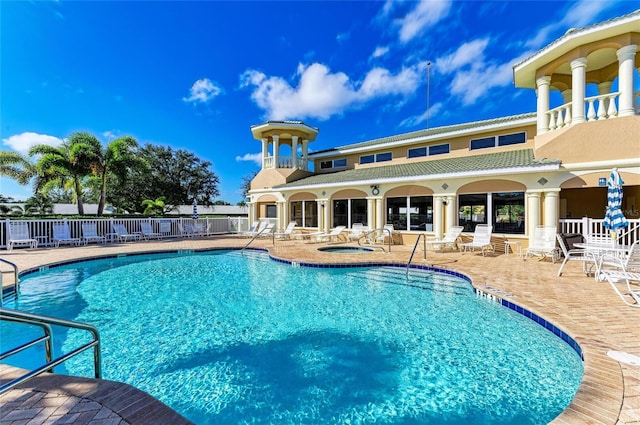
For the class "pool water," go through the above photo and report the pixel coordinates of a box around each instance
[1,250,583,425]
[318,246,374,253]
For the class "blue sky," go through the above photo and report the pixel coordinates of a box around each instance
[1,0,637,204]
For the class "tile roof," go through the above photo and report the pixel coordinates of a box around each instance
[276,149,560,189]
[312,113,537,155]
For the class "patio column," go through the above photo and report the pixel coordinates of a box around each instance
[249,201,258,223]
[272,135,280,168]
[446,195,456,231]
[316,201,324,231]
[376,197,384,230]
[277,201,287,231]
[543,190,559,228]
[617,44,638,117]
[367,198,375,229]
[291,136,299,168]
[261,138,269,169]
[434,196,444,238]
[323,200,331,233]
[570,57,587,124]
[527,192,541,244]
[536,76,551,135]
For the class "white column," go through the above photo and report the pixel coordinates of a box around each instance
[323,200,331,233]
[302,140,309,170]
[433,196,444,238]
[536,76,551,135]
[570,58,587,124]
[261,138,269,170]
[250,201,258,222]
[446,195,456,231]
[316,201,325,231]
[376,197,384,230]
[543,191,559,228]
[527,192,541,244]
[291,136,299,168]
[617,45,638,117]
[272,135,280,168]
[367,198,375,229]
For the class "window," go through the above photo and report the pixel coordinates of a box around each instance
[359,152,392,164]
[290,200,318,227]
[470,132,526,150]
[386,196,433,231]
[429,144,449,155]
[498,132,526,146]
[458,192,525,234]
[408,147,427,158]
[266,204,277,218]
[332,199,367,227]
[320,158,347,169]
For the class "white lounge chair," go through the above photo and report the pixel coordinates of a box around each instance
[7,222,38,251]
[274,221,298,240]
[347,223,368,242]
[524,226,560,263]
[112,223,141,242]
[460,224,495,256]
[310,226,346,243]
[426,226,464,252]
[140,222,163,240]
[81,223,107,245]
[556,233,597,277]
[598,241,640,276]
[600,269,640,308]
[52,223,81,247]
[242,220,272,238]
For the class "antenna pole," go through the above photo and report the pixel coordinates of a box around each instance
[426,61,431,129]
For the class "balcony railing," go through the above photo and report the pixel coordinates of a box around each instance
[263,156,311,171]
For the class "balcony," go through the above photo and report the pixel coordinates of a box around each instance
[263,156,312,171]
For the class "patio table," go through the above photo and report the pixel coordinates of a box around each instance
[573,242,630,279]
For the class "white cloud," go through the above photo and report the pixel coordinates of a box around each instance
[398,0,452,43]
[435,39,489,73]
[2,132,63,154]
[399,102,443,128]
[183,78,223,104]
[372,46,390,59]
[235,153,262,166]
[240,62,420,121]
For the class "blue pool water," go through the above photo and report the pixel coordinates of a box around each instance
[1,250,583,424]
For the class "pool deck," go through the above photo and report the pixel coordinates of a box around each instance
[0,234,638,424]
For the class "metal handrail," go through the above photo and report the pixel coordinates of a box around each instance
[241,225,275,253]
[0,257,20,306]
[406,233,428,277]
[357,227,392,252]
[0,308,101,394]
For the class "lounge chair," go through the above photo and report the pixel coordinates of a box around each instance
[460,224,495,256]
[7,222,38,251]
[347,223,368,242]
[241,220,268,238]
[158,220,173,237]
[556,233,597,277]
[524,226,560,262]
[274,221,298,240]
[426,226,464,252]
[600,269,640,308]
[140,222,163,240]
[112,223,141,242]
[52,223,82,247]
[598,240,640,276]
[374,224,395,245]
[309,226,346,243]
[81,223,107,245]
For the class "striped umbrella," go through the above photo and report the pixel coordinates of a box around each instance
[603,168,627,234]
[192,199,198,220]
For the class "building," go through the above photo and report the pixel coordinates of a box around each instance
[247,10,640,246]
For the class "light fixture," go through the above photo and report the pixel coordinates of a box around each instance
[371,185,380,196]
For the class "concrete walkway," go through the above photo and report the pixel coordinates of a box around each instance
[1,235,638,424]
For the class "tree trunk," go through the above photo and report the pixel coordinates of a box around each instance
[75,178,85,215]
[97,171,107,216]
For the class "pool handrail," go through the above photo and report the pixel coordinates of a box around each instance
[0,257,20,306]
[406,233,428,277]
[357,227,392,252]
[0,308,102,395]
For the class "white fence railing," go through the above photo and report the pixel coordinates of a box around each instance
[559,218,640,246]
[1,217,251,250]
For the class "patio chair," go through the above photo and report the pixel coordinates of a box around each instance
[347,223,369,242]
[599,269,640,308]
[158,220,173,237]
[556,233,597,277]
[52,223,82,247]
[140,222,163,240]
[460,224,495,256]
[374,224,395,245]
[598,241,640,276]
[241,220,269,238]
[524,226,560,263]
[426,226,464,252]
[7,222,38,251]
[309,226,346,243]
[275,221,298,240]
[112,223,141,242]
[81,223,107,245]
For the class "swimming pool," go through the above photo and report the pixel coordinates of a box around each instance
[1,249,583,424]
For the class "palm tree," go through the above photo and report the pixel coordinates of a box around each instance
[84,136,144,215]
[24,193,54,215]
[141,196,168,216]
[0,151,36,185]
[29,133,97,215]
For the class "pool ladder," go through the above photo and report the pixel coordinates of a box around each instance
[241,226,275,253]
[406,234,429,277]
[0,308,102,395]
[0,257,20,306]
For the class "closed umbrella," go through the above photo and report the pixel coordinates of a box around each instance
[603,168,627,238]
[192,199,198,220]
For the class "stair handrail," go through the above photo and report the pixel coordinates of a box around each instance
[241,224,275,253]
[0,257,20,306]
[0,308,101,394]
[406,233,428,278]
[357,227,392,252]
